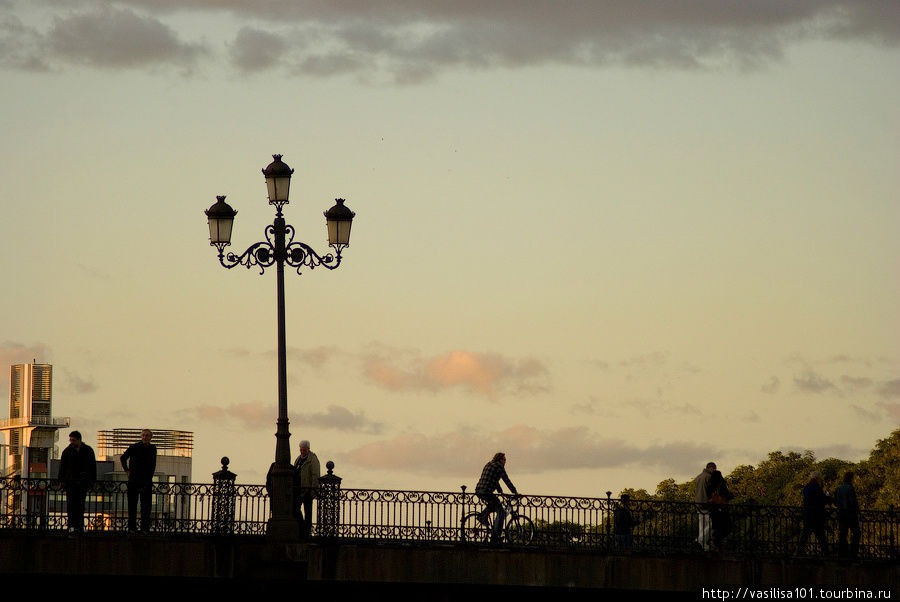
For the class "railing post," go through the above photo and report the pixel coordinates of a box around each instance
[459,485,467,542]
[211,457,237,535]
[605,491,612,551]
[317,461,342,538]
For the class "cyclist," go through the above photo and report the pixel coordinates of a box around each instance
[475,452,520,543]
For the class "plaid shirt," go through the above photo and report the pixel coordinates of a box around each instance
[475,461,517,495]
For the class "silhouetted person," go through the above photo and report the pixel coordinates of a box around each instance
[796,471,832,555]
[292,439,320,538]
[121,429,157,533]
[57,431,96,533]
[708,470,735,551]
[694,461,717,551]
[614,494,638,551]
[475,452,519,544]
[834,471,860,558]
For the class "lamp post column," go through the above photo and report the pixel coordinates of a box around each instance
[268,213,298,538]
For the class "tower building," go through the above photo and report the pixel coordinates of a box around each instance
[1,362,70,478]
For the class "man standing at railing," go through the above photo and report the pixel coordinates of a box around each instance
[121,429,157,534]
[796,471,832,556]
[834,471,861,559]
[57,430,96,534]
[293,439,320,538]
[694,461,716,551]
[475,452,519,544]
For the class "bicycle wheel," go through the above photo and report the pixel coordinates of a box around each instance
[461,512,489,543]
[505,515,535,545]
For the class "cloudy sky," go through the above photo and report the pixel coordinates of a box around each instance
[1,0,898,497]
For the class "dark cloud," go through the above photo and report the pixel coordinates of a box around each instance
[344,424,715,476]
[229,26,289,73]
[47,6,206,68]
[5,1,897,79]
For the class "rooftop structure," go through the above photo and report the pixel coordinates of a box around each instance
[97,428,193,458]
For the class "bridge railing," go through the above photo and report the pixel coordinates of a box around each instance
[0,476,268,534]
[2,474,897,560]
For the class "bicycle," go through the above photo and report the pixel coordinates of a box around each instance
[461,494,535,545]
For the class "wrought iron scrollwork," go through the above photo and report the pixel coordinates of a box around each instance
[216,223,341,275]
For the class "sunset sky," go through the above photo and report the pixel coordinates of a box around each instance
[1,1,898,498]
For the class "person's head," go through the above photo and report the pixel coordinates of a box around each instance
[299,440,310,458]
[69,431,82,448]
[620,494,631,505]
[491,452,506,466]
[843,471,854,484]
[141,429,153,444]
[705,462,717,472]
[809,471,822,483]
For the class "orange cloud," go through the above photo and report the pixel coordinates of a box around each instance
[362,348,549,397]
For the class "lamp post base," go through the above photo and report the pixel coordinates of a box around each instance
[265,462,300,540]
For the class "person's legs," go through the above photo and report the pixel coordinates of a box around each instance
[697,510,711,551]
[127,483,139,531]
[139,484,152,532]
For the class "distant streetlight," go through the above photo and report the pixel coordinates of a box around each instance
[205,154,355,539]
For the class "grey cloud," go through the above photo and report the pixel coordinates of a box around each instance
[570,397,619,418]
[793,370,836,394]
[0,14,49,71]
[619,351,668,369]
[295,405,384,435]
[624,398,702,419]
[878,379,900,398]
[761,376,780,394]
[344,424,716,476]
[840,375,873,390]
[877,402,900,420]
[59,369,99,395]
[7,1,898,78]
[851,404,881,422]
[185,400,382,433]
[813,443,869,461]
[45,6,205,69]
[229,26,289,72]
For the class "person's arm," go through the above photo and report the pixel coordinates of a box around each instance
[149,446,157,477]
[121,446,131,472]
[87,447,97,484]
[500,470,518,496]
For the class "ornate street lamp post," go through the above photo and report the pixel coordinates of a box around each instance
[205,154,355,538]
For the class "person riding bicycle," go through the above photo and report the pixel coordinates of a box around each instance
[475,452,520,543]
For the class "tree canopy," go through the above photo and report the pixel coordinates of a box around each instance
[619,429,899,509]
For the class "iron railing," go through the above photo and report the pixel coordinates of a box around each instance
[0,477,268,534]
[1,475,896,560]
